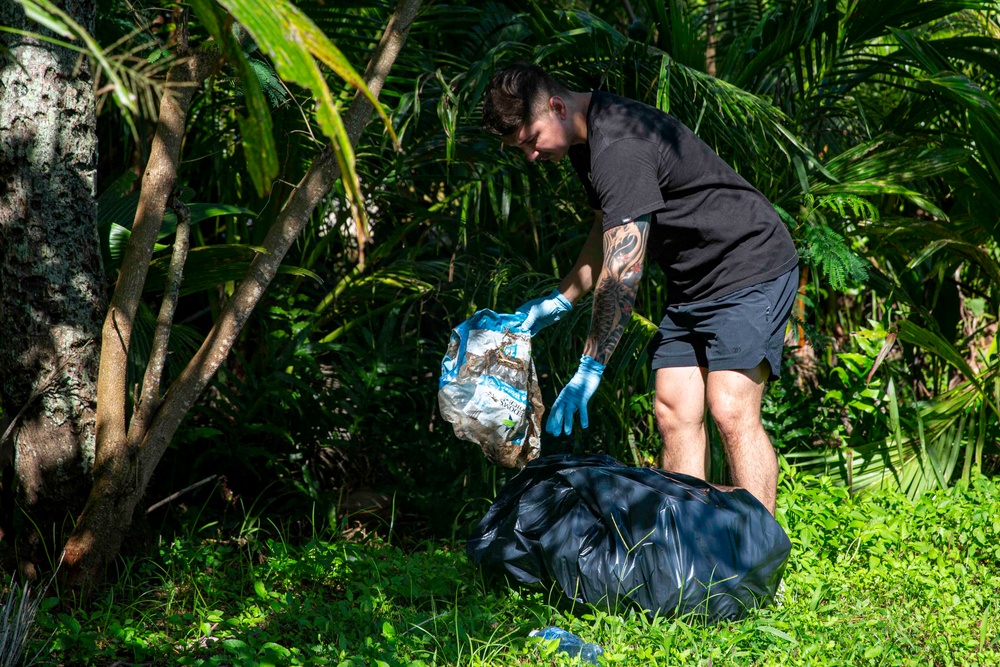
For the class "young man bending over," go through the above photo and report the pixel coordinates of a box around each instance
[482,64,798,514]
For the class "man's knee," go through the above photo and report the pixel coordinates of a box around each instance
[654,389,705,436]
[707,390,745,427]
[707,379,766,440]
[653,366,707,430]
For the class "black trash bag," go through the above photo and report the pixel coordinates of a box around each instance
[466,453,791,622]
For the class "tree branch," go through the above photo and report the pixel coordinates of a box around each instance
[130,194,191,442]
[136,0,422,482]
[145,474,216,514]
[95,39,219,469]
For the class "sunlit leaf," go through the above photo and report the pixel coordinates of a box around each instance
[189,0,278,196]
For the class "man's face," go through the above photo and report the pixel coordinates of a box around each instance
[502,97,571,163]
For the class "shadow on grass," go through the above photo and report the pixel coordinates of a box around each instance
[31,536,560,666]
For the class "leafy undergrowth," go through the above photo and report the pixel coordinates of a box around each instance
[32,471,1000,666]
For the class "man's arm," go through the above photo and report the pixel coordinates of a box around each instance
[558,210,605,303]
[583,215,649,365]
[543,215,649,436]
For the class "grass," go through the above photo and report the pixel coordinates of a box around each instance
[1,574,44,667]
[26,468,1000,666]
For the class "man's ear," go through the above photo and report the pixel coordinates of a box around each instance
[549,95,569,119]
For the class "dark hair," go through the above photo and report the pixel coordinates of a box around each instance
[482,63,572,136]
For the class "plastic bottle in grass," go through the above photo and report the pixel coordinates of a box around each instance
[529,626,603,664]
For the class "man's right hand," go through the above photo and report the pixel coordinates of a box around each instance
[514,289,572,335]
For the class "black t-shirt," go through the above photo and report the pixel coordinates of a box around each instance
[568,91,798,305]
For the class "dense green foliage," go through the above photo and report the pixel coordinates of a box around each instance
[3,0,1000,659]
[6,1,975,545]
[30,471,1000,665]
[86,0,998,529]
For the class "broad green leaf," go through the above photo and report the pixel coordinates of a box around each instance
[908,240,1000,290]
[160,204,256,238]
[101,193,255,270]
[222,638,250,652]
[213,0,398,251]
[279,1,395,136]
[188,0,278,196]
[895,320,996,419]
[656,54,670,114]
[180,204,256,225]
[261,642,291,657]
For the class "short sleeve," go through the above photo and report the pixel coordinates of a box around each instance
[591,138,666,230]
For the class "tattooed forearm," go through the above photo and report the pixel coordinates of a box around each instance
[583,216,649,365]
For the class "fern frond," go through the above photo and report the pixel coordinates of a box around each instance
[815,194,880,222]
[247,57,288,107]
[800,223,870,291]
[773,203,800,229]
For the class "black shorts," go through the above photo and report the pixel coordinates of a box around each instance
[649,266,799,380]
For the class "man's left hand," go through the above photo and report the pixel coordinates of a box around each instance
[546,355,605,436]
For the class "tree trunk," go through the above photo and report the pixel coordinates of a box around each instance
[60,39,219,594]
[706,0,718,76]
[60,0,423,594]
[0,0,103,577]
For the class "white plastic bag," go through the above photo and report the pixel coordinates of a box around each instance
[438,310,543,468]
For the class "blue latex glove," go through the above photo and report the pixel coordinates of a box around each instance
[514,289,572,335]
[546,355,605,436]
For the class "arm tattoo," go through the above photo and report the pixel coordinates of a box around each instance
[583,215,649,365]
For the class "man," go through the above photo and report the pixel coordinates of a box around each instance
[481,63,799,514]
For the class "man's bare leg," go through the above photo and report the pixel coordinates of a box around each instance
[654,366,709,477]
[705,360,777,514]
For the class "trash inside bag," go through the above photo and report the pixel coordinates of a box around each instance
[438,309,543,468]
[467,453,791,621]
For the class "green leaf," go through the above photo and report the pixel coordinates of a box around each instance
[895,320,996,418]
[261,642,291,657]
[222,638,250,653]
[147,48,169,64]
[188,0,278,197]
[864,644,885,659]
[799,224,868,290]
[183,203,256,225]
[100,192,255,270]
[656,54,670,114]
[212,0,397,243]
[756,625,798,644]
